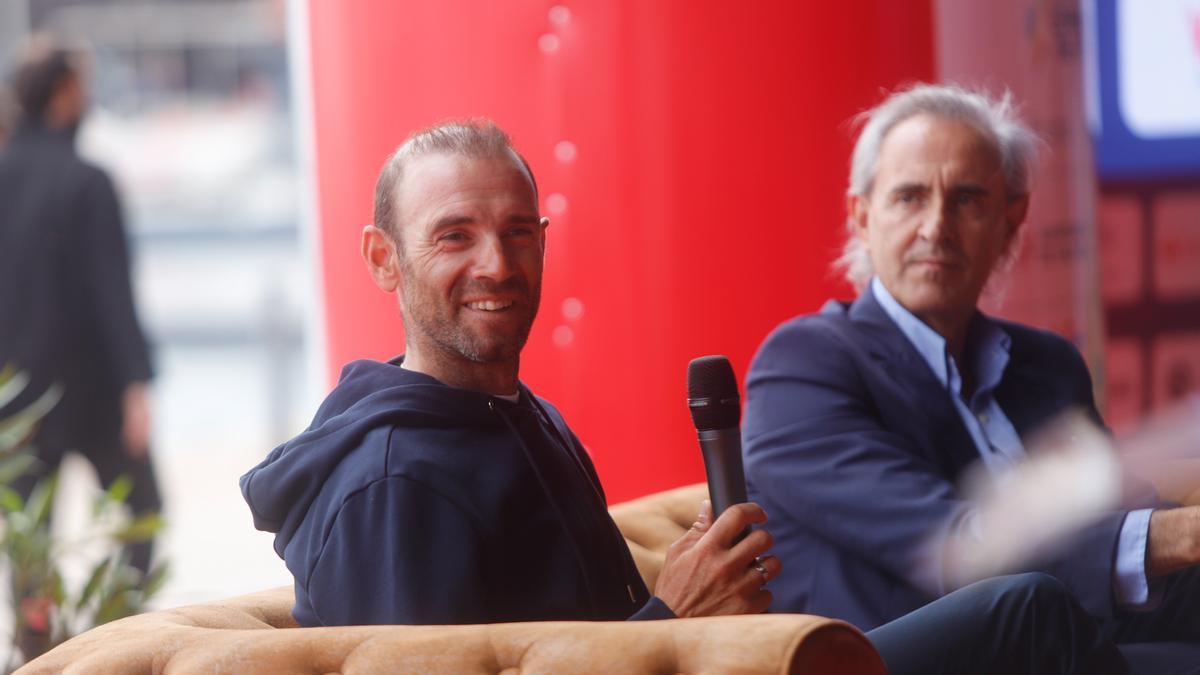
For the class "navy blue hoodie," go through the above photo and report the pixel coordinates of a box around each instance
[241,357,671,626]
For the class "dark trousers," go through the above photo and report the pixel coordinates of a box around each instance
[867,573,1128,675]
[14,434,161,574]
[1107,566,1200,675]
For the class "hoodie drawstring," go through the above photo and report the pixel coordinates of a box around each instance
[490,398,602,618]
[526,395,647,610]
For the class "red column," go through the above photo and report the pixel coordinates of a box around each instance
[305,0,934,501]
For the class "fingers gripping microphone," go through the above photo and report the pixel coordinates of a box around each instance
[687,356,748,520]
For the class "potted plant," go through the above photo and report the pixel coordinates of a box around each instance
[0,365,167,670]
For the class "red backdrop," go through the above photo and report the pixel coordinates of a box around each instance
[306,1,934,502]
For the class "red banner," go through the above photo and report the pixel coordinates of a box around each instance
[305,0,934,501]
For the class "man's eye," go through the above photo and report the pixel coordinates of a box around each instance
[953,193,980,208]
[508,227,534,237]
[439,231,467,242]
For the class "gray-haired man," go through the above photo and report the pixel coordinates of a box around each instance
[745,83,1200,673]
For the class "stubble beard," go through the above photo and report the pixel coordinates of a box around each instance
[400,267,540,366]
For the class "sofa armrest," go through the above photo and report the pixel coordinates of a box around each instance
[23,483,891,673]
[20,590,886,675]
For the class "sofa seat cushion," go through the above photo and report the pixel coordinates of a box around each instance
[20,586,886,674]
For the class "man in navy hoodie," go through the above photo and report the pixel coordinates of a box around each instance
[241,120,776,627]
[241,120,1125,674]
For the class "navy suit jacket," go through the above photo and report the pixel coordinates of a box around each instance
[743,290,1133,631]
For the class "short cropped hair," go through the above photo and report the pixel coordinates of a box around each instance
[373,119,538,243]
[834,84,1039,291]
[8,35,82,125]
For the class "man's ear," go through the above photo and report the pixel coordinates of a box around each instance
[846,193,869,241]
[362,224,403,292]
[538,216,549,253]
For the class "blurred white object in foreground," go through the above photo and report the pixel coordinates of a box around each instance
[934,396,1200,589]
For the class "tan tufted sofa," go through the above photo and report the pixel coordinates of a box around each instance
[20,483,888,674]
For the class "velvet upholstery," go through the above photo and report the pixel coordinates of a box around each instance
[21,483,887,674]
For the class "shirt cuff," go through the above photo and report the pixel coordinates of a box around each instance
[628,596,676,621]
[1113,508,1160,610]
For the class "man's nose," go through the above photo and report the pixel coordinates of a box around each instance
[472,235,515,281]
[917,197,951,241]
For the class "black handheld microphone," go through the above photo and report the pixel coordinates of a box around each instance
[687,355,749,523]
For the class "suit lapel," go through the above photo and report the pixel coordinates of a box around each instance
[844,292,983,478]
[994,333,1056,439]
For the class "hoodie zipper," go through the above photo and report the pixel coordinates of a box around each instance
[520,393,648,613]
[489,398,602,618]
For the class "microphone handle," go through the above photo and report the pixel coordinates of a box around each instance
[698,427,750,542]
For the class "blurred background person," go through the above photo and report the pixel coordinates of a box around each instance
[0,35,159,574]
[0,0,311,620]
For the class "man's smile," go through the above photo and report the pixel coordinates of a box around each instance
[463,299,516,311]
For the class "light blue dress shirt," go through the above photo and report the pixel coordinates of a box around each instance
[870,277,1156,608]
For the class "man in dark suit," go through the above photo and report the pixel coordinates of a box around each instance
[743,83,1200,673]
[0,38,159,573]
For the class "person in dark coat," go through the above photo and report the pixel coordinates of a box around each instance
[0,37,159,573]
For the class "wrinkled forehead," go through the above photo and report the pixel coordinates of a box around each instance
[417,147,531,185]
[395,151,538,224]
[875,114,1003,185]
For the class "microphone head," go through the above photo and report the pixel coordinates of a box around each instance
[687,355,741,431]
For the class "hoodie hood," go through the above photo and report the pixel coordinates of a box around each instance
[240,356,505,555]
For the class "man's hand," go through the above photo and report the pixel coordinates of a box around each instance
[121,382,152,459]
[653,500,779,617]
[1147,506,1200,579]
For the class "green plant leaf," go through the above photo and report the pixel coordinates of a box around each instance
[139,562,169,600]
[94,589,133,626]
[0,418,36,455]
[0,484,24,512]
[103,475,133,507]
[49,571,65,606]
[0,367,29,410]
[76,557,113,612]
[0,384,62,454]
[112,512,164,543]
[0,452,36,485]
[24,473,58,529]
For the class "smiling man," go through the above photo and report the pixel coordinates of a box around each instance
[743,84,1200,673]
[240,120,778,628]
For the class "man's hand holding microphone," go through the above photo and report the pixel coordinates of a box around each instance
[652,356,780,617]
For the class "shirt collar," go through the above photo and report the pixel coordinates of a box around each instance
[870,277,1011,397]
